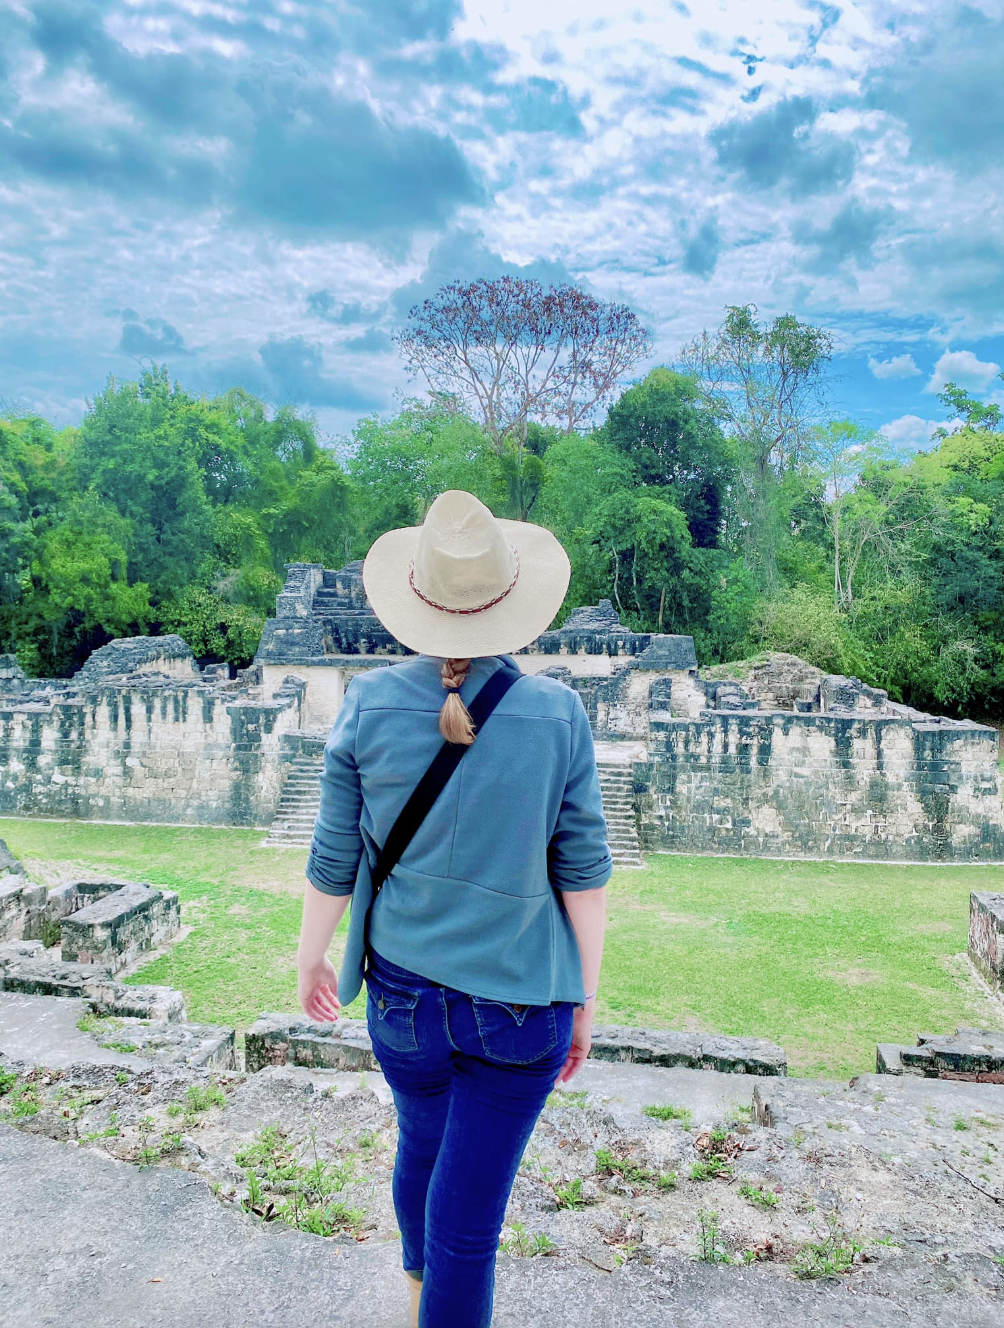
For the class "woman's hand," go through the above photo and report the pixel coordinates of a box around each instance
[298,956,341,1023]
[554,1000,594,1085]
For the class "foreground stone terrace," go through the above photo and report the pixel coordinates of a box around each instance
[2,1052,1002,1327]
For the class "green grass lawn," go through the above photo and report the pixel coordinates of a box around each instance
[5,816,1003,1079]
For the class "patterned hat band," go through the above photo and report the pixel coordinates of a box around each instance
[408,548,521,616]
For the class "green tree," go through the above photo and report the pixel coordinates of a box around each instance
[26,494,152,674]
[346,400,497,548]
[601,368,733,547]
[680,305,833,591]
[72,368,213,598]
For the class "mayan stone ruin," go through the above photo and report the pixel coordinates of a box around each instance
[3,559,1000,865]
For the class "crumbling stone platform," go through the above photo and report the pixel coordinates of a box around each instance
[876,1027,1004,1082]
[0,949,185,1022]
[2,1051,1003,1327]
[59,882,179,972]
[244,1012,787,1076]
[0,992,235,1069]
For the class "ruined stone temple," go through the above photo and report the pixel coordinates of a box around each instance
[1,560,1002,864]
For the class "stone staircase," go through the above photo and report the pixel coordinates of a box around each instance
[264,748,645,868]
[596,760,644,868]
[263,750,325,846]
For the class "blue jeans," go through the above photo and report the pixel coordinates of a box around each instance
[363,946,575,1328]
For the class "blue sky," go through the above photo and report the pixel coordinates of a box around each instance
[1,0,1003,453]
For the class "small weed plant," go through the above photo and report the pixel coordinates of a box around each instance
[186,1083,227,1113]
[793,1211,863,1279]
[696,1209,730,1264]
[738,1182,779,1209]
[595,1148,677,1192]
[690,1157,733,1181]
[499,1221,556,1257]
[236,1122,366,1238]
[553,1178,588,1211]
[83,1112,120,1141]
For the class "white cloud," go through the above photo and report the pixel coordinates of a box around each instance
[876,414,948,453]
[868,352,921,379]
[924,348,1002,393]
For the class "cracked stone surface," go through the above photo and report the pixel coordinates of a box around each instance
[2,1053,1003,1326]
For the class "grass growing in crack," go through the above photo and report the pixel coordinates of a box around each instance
[76,1010,118,1036]
[499,1221,556,1257]
[236,1122,366,1238]
[690,1158,733,1181]
[696,1209,730,1264]
[793,1211,863,1279]
[643,1103,693,1127]
[3,1077,41,1118]
[547,1088,589,1108]
[738,1182,780,1209]
[595,1148,677,1192]
[82,1111,120,1141]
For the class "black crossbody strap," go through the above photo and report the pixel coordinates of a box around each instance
[370,663,522,896]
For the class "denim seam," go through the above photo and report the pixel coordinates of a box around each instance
[439,988,458,1051]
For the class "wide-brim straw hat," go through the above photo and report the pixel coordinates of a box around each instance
[362,490,571,658]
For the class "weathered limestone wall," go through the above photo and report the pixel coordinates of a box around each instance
[0,679,305,827]
[969,892,1004,994]
[261,662,351,729]
[634,711,1004,863]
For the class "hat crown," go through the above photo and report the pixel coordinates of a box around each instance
[412,491,516,610]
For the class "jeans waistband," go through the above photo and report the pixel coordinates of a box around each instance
[368,946,444,989]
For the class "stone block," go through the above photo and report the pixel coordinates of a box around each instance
[82,1016,236,1069]
[89,982,186,1023]
[1,957,115,997]
[0,879,29,943]
[876,1027,1004,1081]
[0,838,25,876]
[289,1022,379,1072]
[585,1025,786,1075]
[60,882,180,972]
[969,891,1004,992]
[918,1027,1004,1078]
[244,1013,377,1072]
[876,1044,906,1074]
[44,882,79,920]
[0,939,46,970]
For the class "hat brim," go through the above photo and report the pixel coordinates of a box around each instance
[362,518,571,658]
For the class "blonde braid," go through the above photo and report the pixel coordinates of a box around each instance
[440,657,475,745]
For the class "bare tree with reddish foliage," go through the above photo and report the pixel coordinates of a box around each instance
[393,276,652,452]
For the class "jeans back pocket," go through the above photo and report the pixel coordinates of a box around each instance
[365,971,421,1053]
[470,996,558,1065]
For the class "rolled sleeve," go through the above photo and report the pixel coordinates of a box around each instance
[305,681,364,897]
[548,692,614,892]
